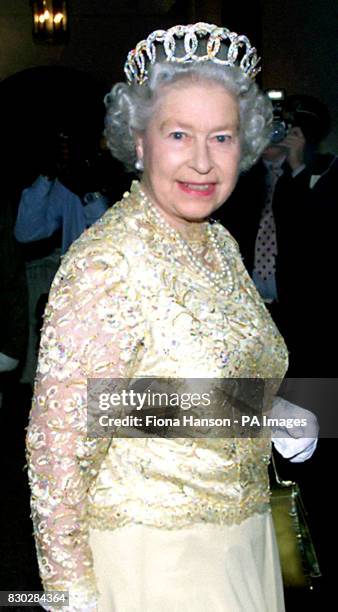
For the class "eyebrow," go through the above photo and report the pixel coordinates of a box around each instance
[160,120,239,132]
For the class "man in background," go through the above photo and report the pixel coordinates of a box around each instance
[216,94,336,376]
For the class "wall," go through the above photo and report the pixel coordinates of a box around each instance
[1,1,336,151]
[0,1,178,86]
[261,0,338,152]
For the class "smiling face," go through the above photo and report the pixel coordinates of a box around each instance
[135,80,241,235]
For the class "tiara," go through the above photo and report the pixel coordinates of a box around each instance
[124,22,261,85]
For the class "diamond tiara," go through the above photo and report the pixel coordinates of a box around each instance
[124,22,261,85]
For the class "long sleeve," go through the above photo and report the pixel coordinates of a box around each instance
[14,175,61,243]
[14,176,92,254]
[26,240,145,610]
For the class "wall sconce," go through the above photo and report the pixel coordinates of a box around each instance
[31,1,68,43]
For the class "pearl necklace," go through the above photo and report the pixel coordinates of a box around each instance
[138,186,235,297]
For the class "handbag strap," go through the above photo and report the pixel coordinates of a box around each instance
[270,449,296,488]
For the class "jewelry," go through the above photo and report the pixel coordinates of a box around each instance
[124,22,260,85]
[137,184,234,296]
[135,158,144,172]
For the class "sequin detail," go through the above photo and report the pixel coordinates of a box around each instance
[26,180,288,609]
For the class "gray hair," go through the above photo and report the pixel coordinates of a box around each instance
[104,62,272,173]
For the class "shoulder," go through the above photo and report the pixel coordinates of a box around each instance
[211,220,242,255]
[41,198,145,352]
[43,196,148,320]
[55,197,145,288]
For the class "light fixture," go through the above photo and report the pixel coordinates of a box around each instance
[31,1,68,43]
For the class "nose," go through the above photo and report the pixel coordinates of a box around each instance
[189,139,213,174]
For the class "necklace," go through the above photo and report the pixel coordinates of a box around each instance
[137,185,235,297]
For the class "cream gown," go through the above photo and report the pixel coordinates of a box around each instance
[26,181,288,611]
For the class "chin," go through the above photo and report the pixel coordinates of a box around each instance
[178,202,217,221]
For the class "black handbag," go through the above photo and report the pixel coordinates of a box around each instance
[270,453,322,590]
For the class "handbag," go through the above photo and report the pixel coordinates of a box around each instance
[270,452,322,590]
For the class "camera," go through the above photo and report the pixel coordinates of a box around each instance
[266,89,291,145]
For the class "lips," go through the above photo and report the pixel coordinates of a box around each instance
[177,181,216,196]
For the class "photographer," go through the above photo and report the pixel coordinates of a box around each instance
[14,130,111,256]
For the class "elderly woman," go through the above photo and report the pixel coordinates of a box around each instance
[26,23,317,612]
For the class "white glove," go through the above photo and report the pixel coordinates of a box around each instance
[271,396,319,463]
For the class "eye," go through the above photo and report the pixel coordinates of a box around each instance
[170,131,185,140]
[215,134,232,143]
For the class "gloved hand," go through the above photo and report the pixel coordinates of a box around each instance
[271,396,319,463]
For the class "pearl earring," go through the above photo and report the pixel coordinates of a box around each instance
[135,158,144,172]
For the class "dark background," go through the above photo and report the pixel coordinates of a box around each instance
[0,0,337,154]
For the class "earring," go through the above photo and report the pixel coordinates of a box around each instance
[135,158,144,172]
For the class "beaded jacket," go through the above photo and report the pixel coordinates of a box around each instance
[26,180,288,610]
